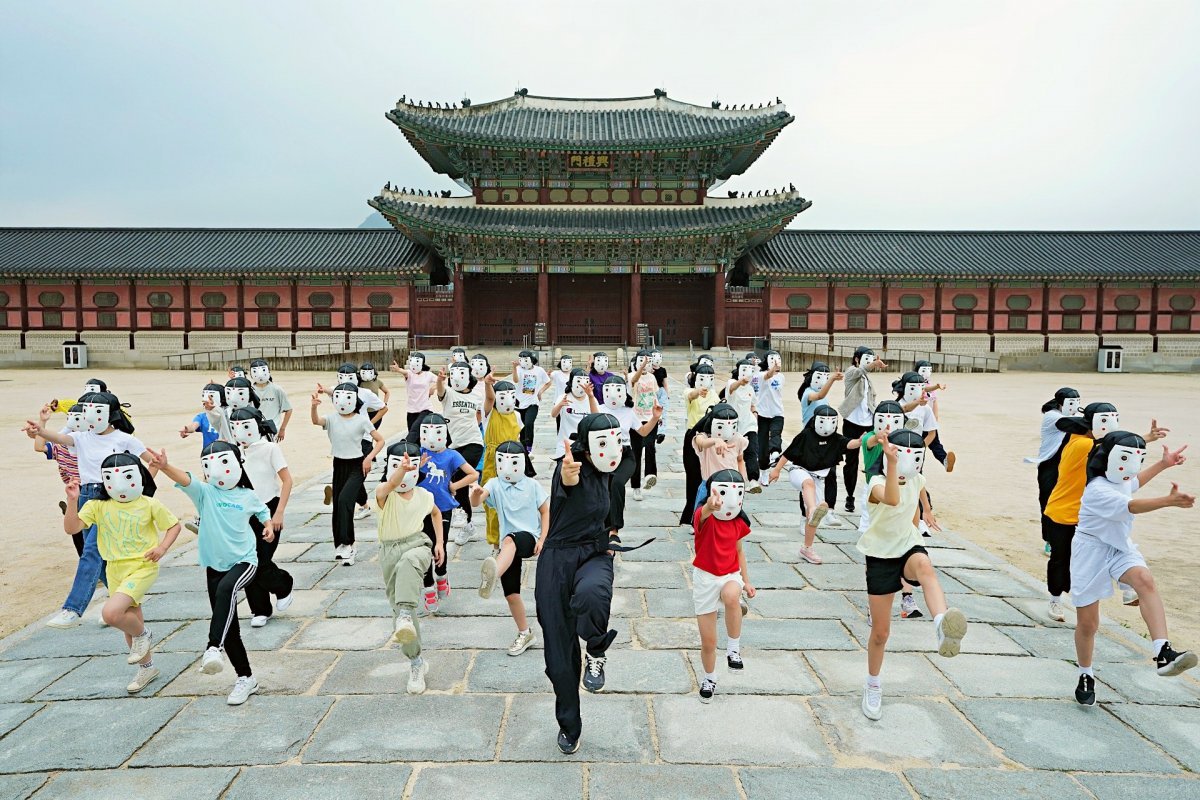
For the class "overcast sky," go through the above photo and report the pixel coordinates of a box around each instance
[2,0,1199,230]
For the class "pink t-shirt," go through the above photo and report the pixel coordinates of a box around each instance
[694,434,748,480]
[405,370,435,413]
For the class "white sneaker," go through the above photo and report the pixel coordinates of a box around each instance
[479,557,498,599]
[185,517,200,534]
[632,488,643,502]
[334,544,347,560]
[275,592,295,613]
[453,522,472,546]
[343,546,357,566]
[354,506,371,521]
[127,628,154,665]
[126,665,159,694]
[451,508,467,528]
[747,479,762,494]
[508,629,536,656]
[1122,587,1140,607]
[250,615,270,628]
[392,613,417,646]
[935,608,968,658]
[408,659,429,694]
[862,681,883,720]
[643,474,657,490]
[1048,597,1066,622]
[46,610,81,629]
[227,675,258,705]
[200,646,226,675]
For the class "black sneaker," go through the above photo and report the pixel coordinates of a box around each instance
[1155,642,1199,676]
[727,652,744,670]
[1075,673,1096,706]
[699,677,716,703]
[656,433,666,445]
[582,653,606,693]
[844,497,855,513]
[58,500,68,515]
[557,730,580,755]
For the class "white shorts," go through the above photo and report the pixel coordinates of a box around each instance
[789,467,829,498]
[1070,537,1147,607]
[692,567,744,616]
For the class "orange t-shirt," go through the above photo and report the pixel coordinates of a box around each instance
[1045,434,1093,525]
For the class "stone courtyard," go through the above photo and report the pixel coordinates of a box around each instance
[1,409,1198,800]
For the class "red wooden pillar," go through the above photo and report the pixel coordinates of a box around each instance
[183,277,191,351]
[1150,282,1160,353]
[537,269,549,324]
[343,278,352,350]
[128,278,138,351]
[452,269,465,346]
[289,278,299,349]
[712,271,726,349]
[236,278,245,350]
[629,270,642,345]
[18,278,28,350]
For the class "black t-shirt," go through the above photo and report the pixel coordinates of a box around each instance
[653,367,668,390]
[546,459,612,548]
[782,431,853,471]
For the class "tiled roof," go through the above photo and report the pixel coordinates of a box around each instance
[386,93,794,149]
[369,192,812,238]
[0,228,431,277]
[748,230,1200,280]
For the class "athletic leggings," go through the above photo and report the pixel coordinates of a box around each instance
[453,443,484,522]
[206,562,256,677]
[501,531,537,597]
[1042,516,1075,597]
[246,497,294,617]
[518,405,540,449]
[679,428,702,526]
[841,421,872,502]
[423,515,452,586]
[630,425,657,489]
[331,456,366,547]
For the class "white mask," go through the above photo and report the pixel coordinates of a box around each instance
[420,423,448,452]
[101,464,143,503]
[698,357,713,368]
[916,365,933,381]
[886,442,925,479]
[83,383,102,394]
[451,351,467,363]
[602,383,627,408]
[695,373,715,390]
[408,356,425,371]
[810,371,830,391]
[65,410,85,433]
[336,371,358,386]
[1092,411,1120,438]
[559,358,573,373]
[80,402,108,432]
[519,356,533,370]
[202,450,244,490]
[231,419,261,446]
[650,352,663,368]
[709,481,745,521]
[470,358,489,379]
[496,451,525,484]
[202,389,222,407]
[814,414,839,437]
[250,365,271,384]
[587,427,622,473]
[902,381,924,404]
[737,364,754,381]
[495,390,518,414]
[767,353,782,370]
[1105,444,1145,485]
[635,355,648,371]
[593,356,609,372]
[386,455,420,491]
[873,412,905,434]
[859,354,877,368]
[229,369,246,379]
[570,376,588,398]
[225,387,251,410]
[360,368,377,382]
[1062,397,1082,417]
[332,389,358,415]
[712,418,738,443]
[449,366,471,392]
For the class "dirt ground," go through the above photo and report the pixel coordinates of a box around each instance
[3,367,1197,649]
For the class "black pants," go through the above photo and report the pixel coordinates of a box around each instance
[535,542,617,741]
[823,467,839,507]
[71,532,84,558]
[606,447,636,533]
[518,404,540,449]
[680,428,702,526]
[1043,516,1075,596]
[929,431,948,465]
[406,410,429,431]
[206,562,256,678]
[757,415,785,470]
[743,427,761,481]
[630,425,657,489]
[453,443,484,522]
[842,421,872,503]
[423,515,452,586]
[356,440,373,506]
[246,497,294,617]
[501,531,537,597]
[331,456,366,547]
[1036,459,1057,513]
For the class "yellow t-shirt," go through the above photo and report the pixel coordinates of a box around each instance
[687,391,719,429]
[377,486,435,544]
[1045,434,1092,525]
[857,472,926,559]
[78,496,179,561]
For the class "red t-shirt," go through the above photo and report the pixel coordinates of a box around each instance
[692,508,751,576]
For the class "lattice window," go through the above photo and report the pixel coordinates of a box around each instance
[1006,295,1031,311]
[901,313,921,330]
[789,313,808,330]
[93,292,119,308]
[201,291,226,308]
[313,311,332,329]
[899,294,923,310]
[148,292,173,308]
[848,312,867,330]
[151,311,171,329]
[1007,313,1028,331]
[255,292,281,308]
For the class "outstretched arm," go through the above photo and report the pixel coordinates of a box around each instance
[147,448,191,487]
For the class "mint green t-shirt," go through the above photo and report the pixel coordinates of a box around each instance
[177,474,268,571]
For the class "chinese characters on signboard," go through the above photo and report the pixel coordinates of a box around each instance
[566,152,612,171]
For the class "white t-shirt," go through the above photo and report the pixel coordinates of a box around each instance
[908,404,938,433]
[554,397,592,459]
[1076,477,1139,553]
[516,366,550,409]
[847,394,873,427]
[357,388,386,442]
[242,440,287,503]
[324,412,374,459]
[726,381,757,435]
[603,404,641,446]
[207,407,235,444]
[756,371,785,418]
[1038,410,1066,463]
[440,385,484,448]
[550,370,571,401]
[69,430,148,485]
[253,383,292,428]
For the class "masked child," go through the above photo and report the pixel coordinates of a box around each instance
[512,350,551,453]
[416,413,478,612]
[599,374,663,537]
[248,359,293,441]
[913,361,952,471]
[391,351,436,430]
[550,369,599,464]
[756,350,787,472]
[627,349,661,500]
[587,352,616,396]
[692,404,749,511]
[179,383,225,449]
[649,349,669,443]
[726,359,761,492]
[837,346,888,514]
[357,361,390,406]
[33,401,82,533]
[436,362,486,545]
[679,365,720,525]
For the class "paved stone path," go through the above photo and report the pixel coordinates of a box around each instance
[2,408,1199,799]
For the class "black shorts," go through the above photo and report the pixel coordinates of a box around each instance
[864,545,927,596]
[500,530,538,597]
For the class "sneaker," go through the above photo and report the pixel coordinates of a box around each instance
[557,730,580,755]
[250,615,270,628]
[407,659,429,694]
[453,522,473,546]
[200,646,225,675]
[479,557,498,599]
[46,609,82,629]
[844,497,855,514]
[59,500,68,515]
[1043,542,1052,557]
[798,546,823,565]
[656,433,666,445]
[699,677,717,703]
[747,479,762,494]
[451,508,467,528]
[900,594,923,619]
[632,488,643,502]
[275,592,294,613]
[127,628,154,665]
[1122,587,1140,607]
[334,544,347,560]
[354,505,370,521]
[1155,642,1199,676]
[1048,597,1066,623]
[946,452,956,473]
[392,612,417,645]
[935,608,968,658]
[423,589,439,614]
[343,546,357,566]
[185,517,200,534]
[582,653,607,693]
[727,651,744,670]
[323,485,333,506]
[1075,673,1096,706]
[508,629,536,656]
[436,577,451,599]
[808,502,829,529]
[227,675,258,705]
[643,474,657,490]
[126,664,159,694]
[861,681,883,720]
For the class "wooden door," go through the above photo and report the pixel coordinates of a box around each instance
[465,274,537,345]
[550,275,627,345]
[642,275,712,346]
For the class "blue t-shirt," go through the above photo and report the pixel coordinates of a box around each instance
[484,476,549,537]
[192,413,219,449]
[800,387,822,425]
[177,475,268,570]
[419,448,468,512]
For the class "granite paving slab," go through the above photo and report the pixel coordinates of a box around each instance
[1096,662,1200,706]
[0,622,181,662]
[741,561,808,589]
[631,619,700,650]
[225,764,410,800]
[158,617,303,653]
[845,619,1028,656]
[945,568,1044,598]
[278,561,338,590]
[466,648,551,693]
[600,648,693,694]
[613,561,687,589]
[932,654,1084,698]
[324,589,393,618]
[721,618,857,651]
[740,767,911,800]
[806,651,956,696]
[411,763,581,800]
[297,541,379,563]
[1005,596,1078,627]
[267,540,314,562]
[419,617,560,650]
[615,538,693,561]
[0,657,86,701]
[30,767,238,800]
[791,563,866,591]
[949,594,1039,626]
[758,541,852,564]
[654,695,832,766]
[312,561,384,590]
[902,767,1093,800]
[319,649,472,694]
[588,764,740,800]
[161,650,336,696]
[746,589,858,620]
[500,694,653,763]
[34,652,195,700]
[1107,703,1200,771]
[643,589,698,618]
[0,774,46,800]
[289,617,393,650]
[1073,774,1200,800]
[993,624,1136,662]
[0,703,42,739]
[686,650,822,695]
